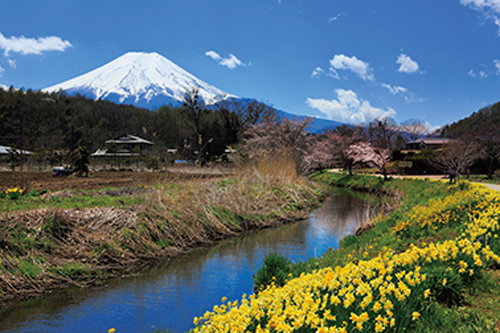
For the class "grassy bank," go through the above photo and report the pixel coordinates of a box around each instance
[0,159,324,306]
[193,173,500,332]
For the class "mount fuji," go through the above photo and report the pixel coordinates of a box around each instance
[43,51,344,133]
[44,51,234,109]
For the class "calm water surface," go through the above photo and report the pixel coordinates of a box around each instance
[0,189,374,333]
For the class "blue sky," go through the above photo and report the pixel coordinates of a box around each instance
[2,0,500,128]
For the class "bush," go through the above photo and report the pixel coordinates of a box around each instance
[6,188,23,200]
[253,253,293,292]
[147,156,160,170]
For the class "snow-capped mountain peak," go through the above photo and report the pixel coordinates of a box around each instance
[44,51,234,108]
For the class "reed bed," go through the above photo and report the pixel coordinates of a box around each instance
[0,158,324,305]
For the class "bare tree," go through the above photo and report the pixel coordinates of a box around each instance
[216,98,276,131]
[400,119,430,142]
[181,88,210,165]
[241,116,313,174]
[433,137,482,185]
[368,117,398,151]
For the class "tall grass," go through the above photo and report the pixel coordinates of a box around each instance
[0,157,324,305]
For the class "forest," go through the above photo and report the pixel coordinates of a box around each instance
[0,86,274,166]
[1,85,500,180]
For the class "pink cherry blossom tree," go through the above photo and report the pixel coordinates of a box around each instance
[347,141,390,180]
[241,116,313,174]
[307,126,362,175]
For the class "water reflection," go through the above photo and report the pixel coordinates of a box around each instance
[0,190,375,333]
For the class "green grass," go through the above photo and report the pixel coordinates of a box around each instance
[0,187,144,212]
[470,174,500,185]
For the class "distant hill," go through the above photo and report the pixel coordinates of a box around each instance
[275,110,345,134]
[441,101,500,138]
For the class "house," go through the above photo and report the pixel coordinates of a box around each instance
[405,138,451,151]
[0,145,32,156]
[91,134,154,158]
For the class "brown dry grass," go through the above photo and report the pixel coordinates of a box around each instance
[0,157,323,306]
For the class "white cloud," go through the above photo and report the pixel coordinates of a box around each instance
[329,54,375,81]
[381,83,423,103]
[306,89,396,124]
[220,54,245,70]
[494,59,500,74]
[311,67,324,78]
[328,13,346,23]
[461,0,500,34]
[381,83,407,94]
[205,50,222,62]
[205,50,247,70]
[404,92,425,103]
[0,65,4,75]
[468,68,489,78]
[0,32,72,56]
[461,0,500,14]
[7,59,16,69]
[396,53,420,74]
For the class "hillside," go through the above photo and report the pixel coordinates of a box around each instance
[441,101,500,138]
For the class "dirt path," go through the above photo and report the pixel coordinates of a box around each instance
[0,169,226,193]
[327,169,500,191]
[475,182,500,192]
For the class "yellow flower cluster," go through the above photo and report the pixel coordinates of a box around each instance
[5,187,23,194]
[393,184,490,234]
[192,183,500,333]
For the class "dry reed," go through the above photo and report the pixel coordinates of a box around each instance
[0,157,323,305]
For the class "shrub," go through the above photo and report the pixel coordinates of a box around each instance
[253,253,293,292]
[6,188,23,200]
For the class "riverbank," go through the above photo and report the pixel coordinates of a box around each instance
[194,173,500,332]
[0,161,324,308]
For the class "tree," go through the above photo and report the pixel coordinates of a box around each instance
[367,117,398,151]
[308,125,362,175]
[433,137,481,185]
[215,98,276,144]
[181,88,211,165]
[71,146,90,177]
[218,106,242,147]
[400,119,429,142]
[476,124,500,179]
[6,146,21,171]
[241,116,313,174]
[364,118,399,180]
[347,141,390,179]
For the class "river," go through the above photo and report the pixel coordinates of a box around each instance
[0,189,375,333]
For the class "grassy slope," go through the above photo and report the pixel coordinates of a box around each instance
[310,173,500,331]
[309,173,500,331]
[193,173,500,333]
